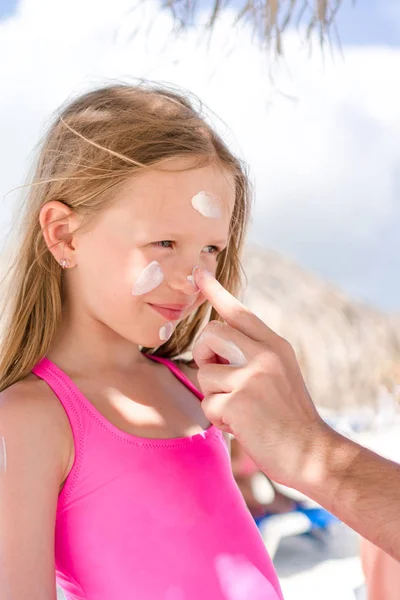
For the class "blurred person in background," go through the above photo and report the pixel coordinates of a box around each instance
[361,532,400,599]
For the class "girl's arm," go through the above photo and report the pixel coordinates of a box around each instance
[0,378,71,600]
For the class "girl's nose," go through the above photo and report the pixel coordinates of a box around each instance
[169,265,199,296]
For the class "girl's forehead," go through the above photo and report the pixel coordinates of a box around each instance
[114,162,236,222]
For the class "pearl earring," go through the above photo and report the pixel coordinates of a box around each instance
[59,258,71,269]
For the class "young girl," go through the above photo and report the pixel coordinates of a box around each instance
[0,83,283,600]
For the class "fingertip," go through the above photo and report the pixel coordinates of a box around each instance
[195,267,213,283]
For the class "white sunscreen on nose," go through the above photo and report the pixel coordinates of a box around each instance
[191,191,222,218]
[132,261,164,296]
[186,265,200,291]
[159,322,174,342]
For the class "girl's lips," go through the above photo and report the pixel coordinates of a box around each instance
[148,304,186,321]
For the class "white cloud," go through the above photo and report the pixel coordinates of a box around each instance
[0,0,399,309]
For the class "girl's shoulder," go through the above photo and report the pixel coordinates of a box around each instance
[0,374,73,484]
[1,373,68,423]
[0,373,58,419]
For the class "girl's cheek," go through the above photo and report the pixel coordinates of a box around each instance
[189,293,206,314]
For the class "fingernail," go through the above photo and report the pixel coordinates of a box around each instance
[187,266,200,290]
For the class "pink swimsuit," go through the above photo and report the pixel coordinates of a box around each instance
[32,356,283,600]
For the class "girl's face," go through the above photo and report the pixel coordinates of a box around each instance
[71,159,236,347]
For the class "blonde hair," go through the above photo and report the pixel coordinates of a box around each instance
[0,82,251,392]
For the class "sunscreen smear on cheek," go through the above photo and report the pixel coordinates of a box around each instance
[132,261,164,296]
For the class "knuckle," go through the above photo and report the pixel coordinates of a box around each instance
[202,395,224,427]
[231,305,250,322]
[226,390,245,421]
[245,368,266,388]
[258,350,285,375]
[277,336,294,353]
[197,363,214,382]
[203,320,223,334]
[281,339,297,361]
[196,367,205,387]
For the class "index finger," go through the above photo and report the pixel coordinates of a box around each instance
[195,267,278,343]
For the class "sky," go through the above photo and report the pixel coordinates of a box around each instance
[0,0,399,311]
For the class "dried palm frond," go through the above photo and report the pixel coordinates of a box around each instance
[160,0,351,55]
[242,244,400,411]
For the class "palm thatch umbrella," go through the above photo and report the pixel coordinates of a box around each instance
[242,244,400,411]
[160,0,348,55]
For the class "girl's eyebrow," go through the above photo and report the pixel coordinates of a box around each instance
[151,231,228,246]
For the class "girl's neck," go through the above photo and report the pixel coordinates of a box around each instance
[47,312,147,376]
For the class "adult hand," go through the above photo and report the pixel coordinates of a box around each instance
[193,267,334,490]
[193,268,400,561]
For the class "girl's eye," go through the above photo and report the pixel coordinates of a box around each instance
[153,241,222,255]
[204,245,220,255]
[154,241,174,249]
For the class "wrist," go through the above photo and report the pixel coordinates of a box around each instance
[294,424,362,511]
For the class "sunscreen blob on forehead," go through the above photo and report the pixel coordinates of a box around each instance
[132,261,164,296]
[191,191,222,218]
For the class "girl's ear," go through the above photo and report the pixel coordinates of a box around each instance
[39,201,81,267]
